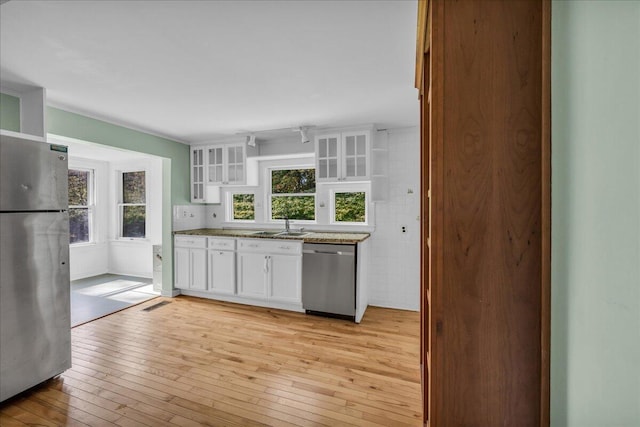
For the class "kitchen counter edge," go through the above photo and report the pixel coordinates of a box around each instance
[173,228,370,244]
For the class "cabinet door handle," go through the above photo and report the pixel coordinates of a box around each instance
[264,256,269,273]
[248,244,258,248]
[279,246,290,250]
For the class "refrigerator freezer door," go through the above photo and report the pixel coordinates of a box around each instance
[0,134,68,211]
[0,211,71,402]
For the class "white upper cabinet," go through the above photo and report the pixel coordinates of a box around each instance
[191,140,257,203]
[315,130,370,182]
[190,146,206,203]
[207,142,246,185]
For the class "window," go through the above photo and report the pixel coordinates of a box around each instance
[119,171,146,238]
[231,193,255,221]
[68,168,94,244]
[331,189,368,224]
[269,168,316,221]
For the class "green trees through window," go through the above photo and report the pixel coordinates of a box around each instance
[68,169,91,244]
[270,169,316,221]
[232,194,255,220]
[121,171,146,238]
[334,192,366,223]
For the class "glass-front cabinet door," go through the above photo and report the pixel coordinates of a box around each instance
[225,144,245,185]
[207,146,224,184]
[342,131,369,180]
[191,147,205,202]
[316,134,340,181]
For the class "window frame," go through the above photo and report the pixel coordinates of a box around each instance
[267,166,317,224]
[117,169,147,240]
[68,167,95,245]
[328,184,370,226]
[227,191,256,223]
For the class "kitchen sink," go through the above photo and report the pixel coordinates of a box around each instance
[277,231,309,237]
[251,230,282,236]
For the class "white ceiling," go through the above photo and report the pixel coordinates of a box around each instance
[0,0,419,144]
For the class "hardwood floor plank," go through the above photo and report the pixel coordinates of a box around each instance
[0,412,30,427]
[1,296,421,426]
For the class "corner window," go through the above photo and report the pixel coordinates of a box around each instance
[119,171,146,238]
[231,192,255,221]
[68,168,94,244]
[331,189,368,224]
[269,168,316,221]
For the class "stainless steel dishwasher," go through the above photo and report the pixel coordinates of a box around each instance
[302,243,356,320]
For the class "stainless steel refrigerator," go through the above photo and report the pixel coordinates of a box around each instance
[0,133,72,402]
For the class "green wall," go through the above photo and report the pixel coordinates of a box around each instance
[0,92,21,132]
[47,107,191,293]
[551,1,640,426]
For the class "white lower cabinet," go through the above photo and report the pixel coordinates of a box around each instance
[237,252,301,303]
[208,250,235,294]
[174,236,207,290]
[175,235,303,311]
[237,252,268,298]
[269,254,301,303]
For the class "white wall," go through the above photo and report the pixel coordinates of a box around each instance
[367,127,420,310]
[68,156,109,280]
[108,156,163,278]
[66,139,164,280]
[551,1,640,426]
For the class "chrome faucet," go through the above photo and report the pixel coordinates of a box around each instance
[284,216,290,232]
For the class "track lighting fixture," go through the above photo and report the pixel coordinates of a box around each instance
[297,126,311,144]
[246,133,256,147]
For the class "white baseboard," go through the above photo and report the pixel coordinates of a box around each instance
[368,299,420,312]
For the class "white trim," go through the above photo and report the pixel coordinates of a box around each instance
[226,190,257,223]
[0,128,46,142]
[68,166,96,245]
[328,184,370,226]
[266,164,317,224]
[178,289,304,313]
[116,169,148,239]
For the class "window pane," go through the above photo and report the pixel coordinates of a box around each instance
[233,194,255,220]
[346,136,355,155]
[346,157,356,177]
[329,159,338,178]
[335,192,366,223]
[328,138,338,157]
[69,208,89,243]
[271,196,315,220]
[356,135,367,155]
[356,156,366,176]
[318,159,328,178]
[123,205,146,238]
[271,169,315,194]
[68,169,89,206]
[123,171,145,203]
[319,139,327,157]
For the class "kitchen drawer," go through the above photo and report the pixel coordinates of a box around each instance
[208,237,236,251]
[174,235,207,249]
[237,238,302,255]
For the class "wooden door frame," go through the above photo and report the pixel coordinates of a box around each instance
[415,1,551,425]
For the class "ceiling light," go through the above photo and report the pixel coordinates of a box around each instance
[297,126,311,144]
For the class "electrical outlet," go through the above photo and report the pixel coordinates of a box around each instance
[402,226,406,233]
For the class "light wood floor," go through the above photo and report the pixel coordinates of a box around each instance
[0,296,422,426]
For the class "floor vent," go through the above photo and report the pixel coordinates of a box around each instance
[142,301,171,312]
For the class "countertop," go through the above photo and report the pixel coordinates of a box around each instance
[174,228,370,244]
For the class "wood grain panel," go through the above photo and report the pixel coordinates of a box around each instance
[0,297,421,426]
[438,0,541,426]
[425,0,547,425]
